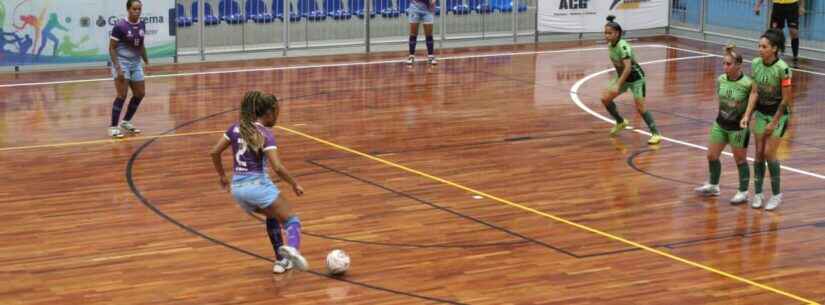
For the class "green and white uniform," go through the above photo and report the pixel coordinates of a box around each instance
[751,57,791,138]
[710,73,752,148]
[608,39,646,99]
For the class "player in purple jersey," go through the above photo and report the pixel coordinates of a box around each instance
[210,91,308,273]
[405,0,437,65]
[109,0,148,138]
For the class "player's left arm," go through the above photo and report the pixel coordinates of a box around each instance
[771,71,793,124]
[140,32,149,65]
[265,149,304,196]
[799,0,806,15]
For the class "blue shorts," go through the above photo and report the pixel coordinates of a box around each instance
[111,58,144,81]
[231,174,280,213]
[407,4,434,24]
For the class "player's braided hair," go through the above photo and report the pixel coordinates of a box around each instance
[239,91,278,152]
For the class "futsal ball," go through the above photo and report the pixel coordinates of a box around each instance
[325,249,350,275]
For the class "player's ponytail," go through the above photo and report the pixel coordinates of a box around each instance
[724,43,743,65]
[239,91,265,152]
[605,15,623,38]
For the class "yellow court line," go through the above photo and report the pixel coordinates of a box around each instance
[0,130,224,152]
[275,125,821,305]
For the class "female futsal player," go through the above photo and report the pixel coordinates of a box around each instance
[744,29,794,211]
[600,15,662,145]
[210,91,309,273]
[405,0,437,65]
[109,0,148,138]
[694,44,757,205]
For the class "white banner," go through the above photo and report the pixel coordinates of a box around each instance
[538,0,668,33]
[1,0,173,65]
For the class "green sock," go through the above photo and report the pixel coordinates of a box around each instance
[737,162,750,192]
[709,159,721,185]
[642,111,659,134]
[605,102,624,123]
[754,160,766,194]
[768,160,781,195]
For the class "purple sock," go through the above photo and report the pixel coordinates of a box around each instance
[284,216,301,249]
[426,36,434,55]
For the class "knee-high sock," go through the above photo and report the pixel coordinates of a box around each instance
[642,111,659,134]
[123,96,143,121]
[409,35,417,55]
[265,218,284,260]
[737,162,750,192]
[111,97,126,127]
[284,216,302,249]
[754,160,766,194]
[709,159,721,185]
[767,160,781,195]
[605,101,624,123]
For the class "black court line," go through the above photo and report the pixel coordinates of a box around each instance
[126,92,466,305]
[307,160,577,257]
[246,213,531,249]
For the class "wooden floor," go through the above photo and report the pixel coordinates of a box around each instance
[2,37,825,305]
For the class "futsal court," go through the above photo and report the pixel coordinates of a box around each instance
[1,36,825,304]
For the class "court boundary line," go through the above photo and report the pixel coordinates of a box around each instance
[0,45,696,88]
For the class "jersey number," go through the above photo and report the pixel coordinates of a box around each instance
[236,139,248,168]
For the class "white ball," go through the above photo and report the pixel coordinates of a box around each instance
[325,249,350,275]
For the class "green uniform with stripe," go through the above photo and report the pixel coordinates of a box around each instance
[710,73,752,148]
[608,39,646,99]
[751,57,791,138]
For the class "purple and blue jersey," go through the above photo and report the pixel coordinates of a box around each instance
[110,18,145,62]
[224,122,278,175]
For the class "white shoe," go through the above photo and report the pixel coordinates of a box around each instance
[730,190,748,204]
[272,258,293,274]
[120,120,142,134]
[406,55,415,65]
[109,126,124,138]
[751,193,765,209]
[278,246,308,271]
[765,193,783,211]
[694,183,720,197]
[428,55,438,65]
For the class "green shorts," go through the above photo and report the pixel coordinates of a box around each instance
[752,110,789,138]
[709,122,749,148]
[609,78,646,100]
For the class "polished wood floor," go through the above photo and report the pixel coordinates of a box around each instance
[2,37,825,305]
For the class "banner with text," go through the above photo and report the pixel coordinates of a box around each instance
[1,0,173,66]
[539,0,668,33]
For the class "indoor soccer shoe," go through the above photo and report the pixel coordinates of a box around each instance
[751,193,765,209]
[273,258,293,274]
[610,119,629,136]
[120,120,142,134]
[278,246,309,271]
[730,191,748,204]
[694,183,720,197]
[647,133,662,145]
[109,127,124,138]
[428,55,438,65]
[406,55,415,65]
[765,193,783,211]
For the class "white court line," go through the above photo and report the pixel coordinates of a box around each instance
[570,54,825,181]
[653,44,825,77]
[0,45,670,88]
